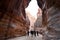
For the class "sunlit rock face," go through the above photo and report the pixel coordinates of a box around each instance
[34,8,42,34]
[25,0,39,31]
[34,8,42,28]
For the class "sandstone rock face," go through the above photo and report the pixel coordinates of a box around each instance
[37,0,60,40]
[0,13,29,39]
[44,7,60,40]
[0,0,30,39]
[34,16,42,28]
[34,8,42,28]
[42,0,60,40]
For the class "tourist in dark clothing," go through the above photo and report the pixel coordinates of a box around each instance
[36,31,39,36]
[33,31,36,36]
[27,31,29,36]
[30,31,34,36]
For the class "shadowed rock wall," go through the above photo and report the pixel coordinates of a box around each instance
[0,0,30,40]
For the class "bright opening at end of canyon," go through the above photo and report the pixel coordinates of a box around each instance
[25,0,42,31]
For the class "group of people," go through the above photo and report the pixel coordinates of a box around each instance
[27,31,39,36]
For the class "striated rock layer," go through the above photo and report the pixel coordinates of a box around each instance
[0,0,30,40]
